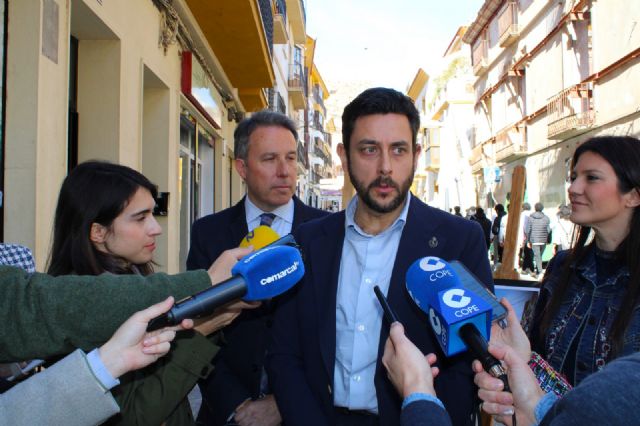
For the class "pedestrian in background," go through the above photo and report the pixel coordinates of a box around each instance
[552,204,573,253]
[520,202,535,274]
[492,204,506,263]
[526,202,551,277]
[471,207,492,250]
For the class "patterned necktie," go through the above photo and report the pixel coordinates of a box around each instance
[259,213,276,227]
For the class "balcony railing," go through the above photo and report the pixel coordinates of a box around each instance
[312,85,326,116]
[498,1,519,47]
[288,61,307,109]
[257,0,274,56]
[297,140,308,170]
[472,37,488,76]
[547,83,594,140]
[272,0,288,43]
[313,137,331,164]
[495,124,527,163]
[312,110,324,131]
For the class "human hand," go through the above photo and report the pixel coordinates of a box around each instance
[382,322,439,398]
[207,247,254,285]
[193,299,261,336]
[99,297,192,378]
[489,298,531,363]
[473,343,544,426]
[234,394,282,426]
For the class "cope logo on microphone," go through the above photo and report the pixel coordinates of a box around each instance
[419,257,446,272]
[419,256,454,282]
[442,288,471,308]
[429,307,442,335]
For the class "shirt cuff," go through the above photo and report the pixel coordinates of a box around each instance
[402,392,445,410]
[87,348,120,391]
[534,392,559,424]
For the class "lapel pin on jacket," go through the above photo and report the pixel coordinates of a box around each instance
[429,236,438,248]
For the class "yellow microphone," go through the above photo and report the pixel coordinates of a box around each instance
[239,225,280,250]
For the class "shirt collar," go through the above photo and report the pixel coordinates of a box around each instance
[245,196,294,224]
[345,193,411,237]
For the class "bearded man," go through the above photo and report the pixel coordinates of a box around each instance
[267,88,493,426]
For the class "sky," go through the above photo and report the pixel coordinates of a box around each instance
[305,0,485,91]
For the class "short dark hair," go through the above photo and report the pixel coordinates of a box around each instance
[47,161,158,276]
[534,202,544,212]
[341,87,420,153]
[234,110,298,160]
[495,204,505,214]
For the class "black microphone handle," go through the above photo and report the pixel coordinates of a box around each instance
[147,275,247,331]
[458,323,511,392]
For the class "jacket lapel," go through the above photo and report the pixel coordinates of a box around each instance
[229,198,249,246]
[312,213,346,379]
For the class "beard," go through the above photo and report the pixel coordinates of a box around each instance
[349,165,415,214]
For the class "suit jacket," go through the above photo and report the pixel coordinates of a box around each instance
[0,349,120,426]
[401,400,452,426]
[267,195,493,426]
[187,196,328,425]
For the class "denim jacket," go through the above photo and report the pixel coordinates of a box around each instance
[529,246,640,386]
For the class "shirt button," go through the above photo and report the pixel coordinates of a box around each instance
[364,278,372,284]
[357,324,365,332]
[577,361,589,371]
[353,375,361,382]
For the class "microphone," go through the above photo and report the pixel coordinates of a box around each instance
[239,225,281,249]
[147,244,304,331]
[405,256,510,391]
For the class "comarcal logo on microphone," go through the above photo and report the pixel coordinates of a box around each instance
[260,261,300,286]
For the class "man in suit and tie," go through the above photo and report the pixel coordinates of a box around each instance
[267,88,492,426]
[187,110,328,425]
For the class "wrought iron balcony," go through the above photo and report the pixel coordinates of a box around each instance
[288,61,307,110]
[547,83,594,140]
[273,0,288,44]
[297,140,308,170]
[498,1,519,47]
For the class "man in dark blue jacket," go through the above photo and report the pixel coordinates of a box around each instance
[267,88,492,426]
[187,110,327,425]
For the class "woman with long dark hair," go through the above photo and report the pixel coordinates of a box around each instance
[46,161,252,425]
[47,160,160,276]
[476,136,640,423]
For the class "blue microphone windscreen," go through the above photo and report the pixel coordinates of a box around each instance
[406,256,460,314]
[232,245,304,301]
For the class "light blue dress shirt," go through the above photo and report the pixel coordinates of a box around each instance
[333,195,410,412]
[244,197,294,237]
[87,348,119,391]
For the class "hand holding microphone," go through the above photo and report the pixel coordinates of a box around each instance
[205,225,286,285]
[406,256,516,424]
[473,343,545,426]
[148,235,304,331]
